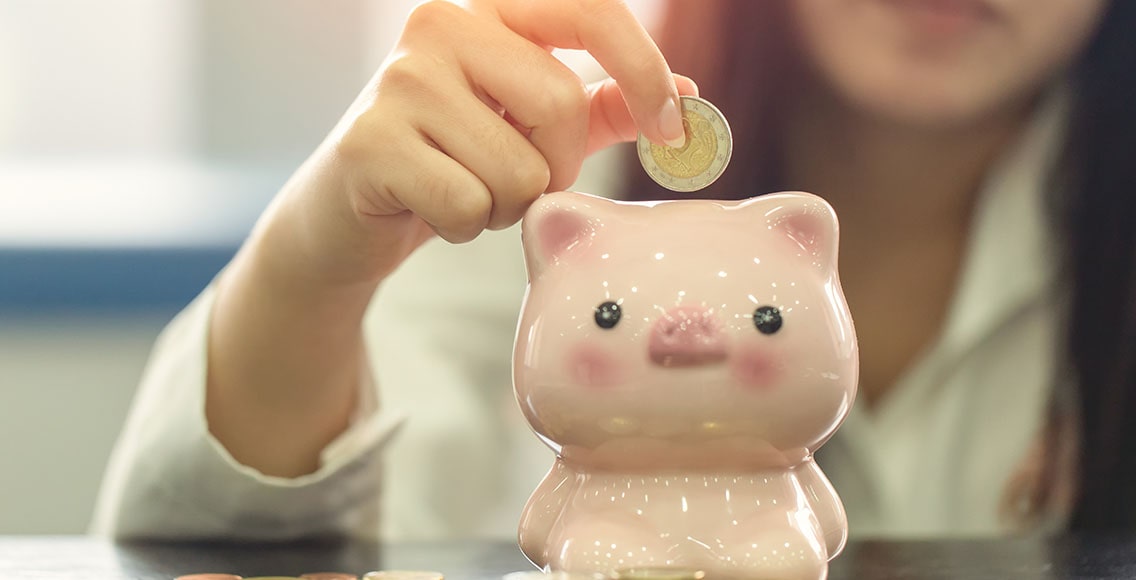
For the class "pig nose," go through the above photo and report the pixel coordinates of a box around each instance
[648,306,727,367]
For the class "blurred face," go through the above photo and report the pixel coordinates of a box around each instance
[788,0,1108,126]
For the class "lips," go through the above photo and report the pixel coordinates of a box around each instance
[883,0,998,36]
[891,0,993,18]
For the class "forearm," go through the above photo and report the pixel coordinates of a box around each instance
[204,171,388,479]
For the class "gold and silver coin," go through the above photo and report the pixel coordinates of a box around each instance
[362,572,444,580]
[637,96,732,193]
[501,572,600,579]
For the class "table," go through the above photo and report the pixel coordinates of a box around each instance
[2,535,1136,579]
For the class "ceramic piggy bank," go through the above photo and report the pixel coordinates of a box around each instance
[513,191,858,579]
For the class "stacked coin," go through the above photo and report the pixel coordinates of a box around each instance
[501,572,598,580]
[637,96,732,193]
[362,572,444,580]
[177,571,441,580]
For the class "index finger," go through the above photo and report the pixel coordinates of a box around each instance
[472,0,686,148]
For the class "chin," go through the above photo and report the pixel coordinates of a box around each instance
[787,0,1093,131]
[841,70,1009,129]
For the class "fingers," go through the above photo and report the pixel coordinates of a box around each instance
[349,46,552,240]
[347,108,495,245]
[586,74,700,156]
[385,140,494,244]
[416,5,591,192]
[481,0,687,147]
[349,0,698,247]
[417,76,552,230]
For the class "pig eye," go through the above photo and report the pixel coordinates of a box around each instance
[594,301,622,329]
[753,305,782,335]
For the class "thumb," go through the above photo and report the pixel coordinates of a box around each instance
[585,74,700,157]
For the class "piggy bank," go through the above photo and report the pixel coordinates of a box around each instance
[513,191,858,579]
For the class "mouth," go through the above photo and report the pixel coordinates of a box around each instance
[882,0,998,36]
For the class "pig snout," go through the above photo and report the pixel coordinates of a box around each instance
[648,306,727,367]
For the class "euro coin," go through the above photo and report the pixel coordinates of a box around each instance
[502,572,600,579]
[362,572,444,580]
[637,96,732,193]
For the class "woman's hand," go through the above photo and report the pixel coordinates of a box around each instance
[283,0,697,284]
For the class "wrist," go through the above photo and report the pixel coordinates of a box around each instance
[262,155,427,291]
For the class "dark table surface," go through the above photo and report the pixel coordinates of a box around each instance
[3,535,1136,579]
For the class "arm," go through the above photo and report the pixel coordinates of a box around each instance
[203,0,694,480]
[90,283,401,540]
[796,457,848,559]
[96,0,690,539]
[202,168,427,478]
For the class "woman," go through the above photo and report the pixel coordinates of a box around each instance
[93,0,1134,541]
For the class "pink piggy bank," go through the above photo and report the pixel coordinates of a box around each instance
[513,191,858,579]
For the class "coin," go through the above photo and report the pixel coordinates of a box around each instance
[637,96,732,193]
[502,572,599,579]
[362,572,444,580]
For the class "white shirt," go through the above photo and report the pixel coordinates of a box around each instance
[90,90,1070,542]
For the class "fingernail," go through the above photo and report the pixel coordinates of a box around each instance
[658,97,686,149]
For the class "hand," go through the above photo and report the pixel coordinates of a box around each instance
[280,0,697,285]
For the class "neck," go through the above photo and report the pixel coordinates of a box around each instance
[778,77,1040,406]
[780,82,1034,243]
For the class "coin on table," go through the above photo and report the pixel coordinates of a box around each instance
[362,572,444,580]
[611,568,706,580]
[637,95,732,193]
[502,572,599,579]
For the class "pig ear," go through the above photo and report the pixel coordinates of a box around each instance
[521,192,613,280]
[751,192,840,272]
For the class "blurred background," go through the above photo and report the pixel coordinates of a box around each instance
[0,0,657,534]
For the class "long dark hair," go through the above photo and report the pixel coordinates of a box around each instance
[623,0,1136,530]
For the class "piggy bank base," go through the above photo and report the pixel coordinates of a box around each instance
[519,458,844,580]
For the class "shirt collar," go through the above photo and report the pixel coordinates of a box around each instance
[937,86,1070,358]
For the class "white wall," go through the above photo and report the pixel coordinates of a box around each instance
[0,0,195,158]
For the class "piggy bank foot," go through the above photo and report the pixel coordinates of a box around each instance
[712,511,828,580]
[548,512,673,573]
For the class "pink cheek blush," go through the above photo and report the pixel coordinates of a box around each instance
[566,343,625,389]
[732,348,781,391]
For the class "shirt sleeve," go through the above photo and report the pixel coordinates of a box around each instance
[89,281,403,541]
